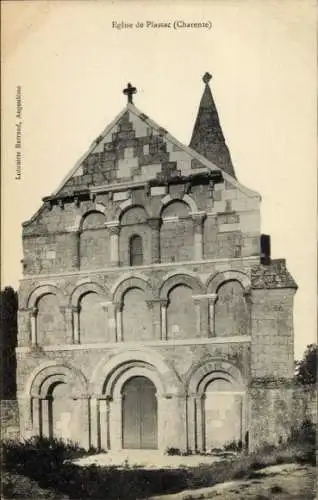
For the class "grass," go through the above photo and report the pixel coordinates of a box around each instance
[1,421,316,499]
[1,471,69,499]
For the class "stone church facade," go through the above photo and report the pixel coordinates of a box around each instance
[16,74,297,452]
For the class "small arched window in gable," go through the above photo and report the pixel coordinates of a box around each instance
[129,234,143,266]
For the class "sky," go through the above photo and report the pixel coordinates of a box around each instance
[1,0,316,359]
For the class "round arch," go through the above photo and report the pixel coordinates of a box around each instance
[26,284,66,309]
[26,361,88,399]
[112,276,154,305]
[187,358,245,396]
[90,349,183,396]
[117,204,150,224]
[107,364,165,399]
[160,193,198,214]
[206,270,251,295]
[78,210,106,232]
[160,273,205,300]
[70,280,109,307]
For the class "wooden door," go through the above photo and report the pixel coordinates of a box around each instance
[122,376,157,449]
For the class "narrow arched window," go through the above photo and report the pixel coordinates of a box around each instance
[129,235,143,266]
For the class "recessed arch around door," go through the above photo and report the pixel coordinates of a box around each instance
[187,360,247,452]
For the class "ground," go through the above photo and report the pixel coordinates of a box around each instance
[72,450,233,469]
[147,463,316,499]
[3,445,316,500]
[2,462,315,499]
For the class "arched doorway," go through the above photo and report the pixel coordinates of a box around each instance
[203,378,243,450]
[121,376,158,449]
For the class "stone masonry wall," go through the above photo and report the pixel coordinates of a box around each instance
[251,288,295,379]
[1,400,20,439]
[16,341,251,397]
[17,258,257,347]
[22,177,261,276]
[249,384,317,451]
[293,385,317,426]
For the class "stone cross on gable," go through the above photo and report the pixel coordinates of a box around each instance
[123,83,137,104]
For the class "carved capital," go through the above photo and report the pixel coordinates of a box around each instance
[108,224,120,235]
[31,307,38,317]
[208,293,218,305]
[160,299,169,309]
[191,212,206,229]
[145,300,154,311]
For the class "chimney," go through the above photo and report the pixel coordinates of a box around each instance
[260,234,271,265]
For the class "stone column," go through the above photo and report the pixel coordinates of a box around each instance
[107,223,120,267]
[208,293,218,337]
[187,395,196,453]
[41,398,50,438]
[146,299,162,340]
[89,397,100,449]
[156,395,167,451]
[109,396,122,451]
[75,397,90,450]
[193,298,201,337]
[30,307,38,345]
[244,290,253,336]
[32,397,41,436]
[72,305,81,344]
[160,299,168,340]
[195,395,204,452]
[60,306,74,344]
[101,302,112,342]
[148,217,161,264]
[105,303,117,342]
[192,212,206,261]
[193,296,209,338]
[115,303,123,342]
[99,398,109,451]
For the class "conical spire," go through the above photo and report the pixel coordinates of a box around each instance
[189,73,236,179]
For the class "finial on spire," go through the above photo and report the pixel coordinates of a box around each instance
[123,82,137,104]
[202,72,212,85]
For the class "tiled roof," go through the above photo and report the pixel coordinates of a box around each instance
[251,259,298,289]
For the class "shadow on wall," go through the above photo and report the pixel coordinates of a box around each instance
[0,286,18,399]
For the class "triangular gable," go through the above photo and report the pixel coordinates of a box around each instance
[53,103,260,200]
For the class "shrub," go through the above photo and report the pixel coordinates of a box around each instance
[224,440,243,452]
[165,447,182,456]
[289,419,316,445]
[2,436,94,477]
[288,419,316,465]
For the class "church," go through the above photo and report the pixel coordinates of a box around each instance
[16,73,297,452]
